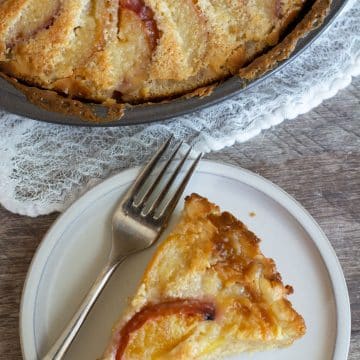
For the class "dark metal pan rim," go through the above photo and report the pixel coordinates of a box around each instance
[0,0,348,127]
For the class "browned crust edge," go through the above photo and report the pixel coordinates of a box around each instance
[0,72,125,123]
[0,0,331,123]
[238,0,331,80]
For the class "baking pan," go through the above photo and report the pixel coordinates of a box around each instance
[0,0,348,127]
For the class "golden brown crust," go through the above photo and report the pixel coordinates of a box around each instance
[101,194,306,360]
[0,0,331,122]
[0,72,125,123]
[239,0,331,80]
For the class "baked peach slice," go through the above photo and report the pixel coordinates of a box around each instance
[146,0,208,81]
[0,0,57,59]
[0,1,98,85]
[69,1,156,102]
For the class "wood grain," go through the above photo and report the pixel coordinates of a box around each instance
[0,76,359,359]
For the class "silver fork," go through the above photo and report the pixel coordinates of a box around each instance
[44,137,202,360]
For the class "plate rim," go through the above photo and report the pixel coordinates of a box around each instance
[19,160,351,359]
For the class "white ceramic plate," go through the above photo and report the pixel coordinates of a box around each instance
[20,160,351,360]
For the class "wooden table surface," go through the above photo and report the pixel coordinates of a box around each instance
[0,76,359,359]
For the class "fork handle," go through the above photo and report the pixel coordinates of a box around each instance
[43,258,124,360]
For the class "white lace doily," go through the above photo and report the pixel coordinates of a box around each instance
[0,0,359,217]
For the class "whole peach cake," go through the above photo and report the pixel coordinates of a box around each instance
[0,0,329,109]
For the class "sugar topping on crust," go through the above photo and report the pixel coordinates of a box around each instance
[101,193,306,360]
[0,0,306,103]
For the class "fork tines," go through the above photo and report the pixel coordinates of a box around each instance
[123,137,202,223]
